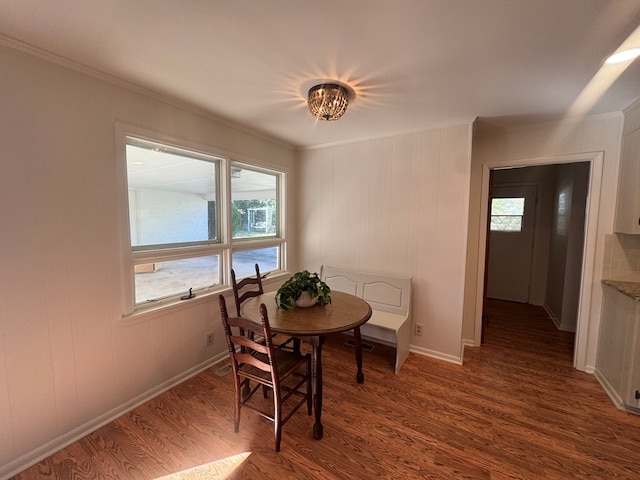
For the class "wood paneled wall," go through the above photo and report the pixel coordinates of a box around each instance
[296,124,473,363]
[0,45,295,478]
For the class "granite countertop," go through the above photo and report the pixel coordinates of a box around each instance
[602,279,640,301]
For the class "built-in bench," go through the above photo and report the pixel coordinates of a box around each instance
[320,265,412,374]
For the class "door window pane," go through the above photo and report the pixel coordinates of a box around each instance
[490,197,525,232]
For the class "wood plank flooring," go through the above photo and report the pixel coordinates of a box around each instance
[12,299,640,479]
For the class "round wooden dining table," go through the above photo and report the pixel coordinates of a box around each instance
[241,290,372,440]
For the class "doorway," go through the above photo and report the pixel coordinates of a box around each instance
[475,152,604,370]
[485,163,590,335]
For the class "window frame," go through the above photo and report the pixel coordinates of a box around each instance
[229,162,282,241]
[116,125,287,317]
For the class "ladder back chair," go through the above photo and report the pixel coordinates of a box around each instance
[231,263,265,317]
[218,295,312,452]
[231,264,297,351]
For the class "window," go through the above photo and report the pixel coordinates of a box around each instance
[124,136,285,309]
[231,166,278,239]
[556,190,569,236]
[232,247,279,278]
[490,197,525,232]
[230,165,282,279]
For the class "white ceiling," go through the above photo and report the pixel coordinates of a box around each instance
[3,0,640,148]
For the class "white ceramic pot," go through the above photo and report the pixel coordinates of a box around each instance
[295,291,318,308]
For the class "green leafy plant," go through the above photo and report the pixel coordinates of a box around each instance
[231,202,243,236]
[275,270,331,310]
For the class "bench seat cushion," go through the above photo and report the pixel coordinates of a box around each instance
[362,311,405,344]
[368,310,406,330]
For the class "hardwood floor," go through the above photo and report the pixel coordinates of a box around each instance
[13,299,640,479]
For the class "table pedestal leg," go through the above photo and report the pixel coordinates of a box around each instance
[310,336,324,439]
[354,327,365,383]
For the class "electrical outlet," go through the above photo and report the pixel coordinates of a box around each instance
[206,332,214,346]
[415,323,423,336]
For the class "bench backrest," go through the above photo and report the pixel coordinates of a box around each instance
[320,265,411,316]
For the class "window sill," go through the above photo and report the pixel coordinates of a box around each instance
[121,271,290,326]
[122,287,221,326]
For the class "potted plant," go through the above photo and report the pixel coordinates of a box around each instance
[275,270,332,310]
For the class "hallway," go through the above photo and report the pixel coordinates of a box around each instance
[482,298,575,361]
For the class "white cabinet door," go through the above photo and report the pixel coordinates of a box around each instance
[597,285,640,412]
[624,301,640,408]
[614,127,640,234]
[597,286,629,399]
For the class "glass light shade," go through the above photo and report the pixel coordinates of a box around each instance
[308,83,349,121]
[606,48,640,64]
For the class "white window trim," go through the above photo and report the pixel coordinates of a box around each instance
[115,123,288,321]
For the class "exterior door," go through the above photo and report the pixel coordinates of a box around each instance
[487,185,537,303]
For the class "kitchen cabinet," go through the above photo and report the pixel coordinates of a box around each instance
[596,282,640,412]
[614,126,640,234]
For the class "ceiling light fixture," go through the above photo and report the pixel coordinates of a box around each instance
[308,83,350,121]
[605,48,640,64]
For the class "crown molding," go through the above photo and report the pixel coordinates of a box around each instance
[0,34,296,151]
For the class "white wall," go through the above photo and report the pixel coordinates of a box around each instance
[296,124,473,363]
[0,45,296,478]
[545,168,573,322]
[465,115,623,372]
[129,189,208,245]
[544,163,590,332]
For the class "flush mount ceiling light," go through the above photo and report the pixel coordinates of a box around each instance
[308,83,350,121]
[606,48,640,64]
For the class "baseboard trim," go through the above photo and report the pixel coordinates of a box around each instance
[543,304,560,329]
[409,344,462,365]
[593,368,640,416]
[1,351,229,480]
[593,368,625,410]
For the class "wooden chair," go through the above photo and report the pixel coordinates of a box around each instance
[231,263,265,317]
[218,295,312,452]
[231,264,297,351]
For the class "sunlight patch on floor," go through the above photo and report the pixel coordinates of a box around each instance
[153,452,251,479]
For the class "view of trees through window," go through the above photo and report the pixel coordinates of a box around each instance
[231,166,278,239]
[232,199,277,237]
